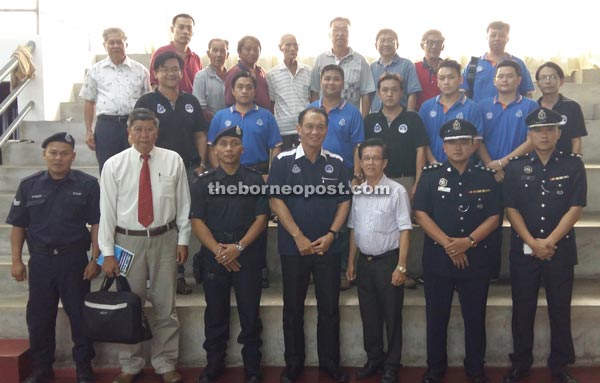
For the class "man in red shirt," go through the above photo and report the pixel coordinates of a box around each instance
[149,13,202,93]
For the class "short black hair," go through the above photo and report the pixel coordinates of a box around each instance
[153,51,184,72]
[128,108,159,128]
[438,59,462,76]
[377,72,403,91]
[321,64,344,80]
[231,71,256,89]
[495,60,522,77]
[172,13,195,26]
[358,138,388,160]
[487,20,510,33]
[535,61,565,80]
[298,107,328,126]
[237,35,261,54]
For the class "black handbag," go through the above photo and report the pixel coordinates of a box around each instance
[83,276,152,344]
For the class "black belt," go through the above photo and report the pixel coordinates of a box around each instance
[97,114,129,122]
[360,248,398,261]
[28,241,90,256]
[212,229,248,244]
[115,220,177,237]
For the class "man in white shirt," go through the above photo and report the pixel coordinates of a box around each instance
[267,34,312,150]
[80,27,151,172]
[99,108,191,383]
[346,138,412,383]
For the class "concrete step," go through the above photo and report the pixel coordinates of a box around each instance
[2,142,97,167]
[1,215,600,295]
[0,279,598,369]
[581,119,599,162]
[59,101,85,122]
[15,120,87,143]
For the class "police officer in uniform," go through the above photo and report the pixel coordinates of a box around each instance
[502,108,586,383]
[414,119,502,383]
[190,125,268,383]
[7,132,101,383]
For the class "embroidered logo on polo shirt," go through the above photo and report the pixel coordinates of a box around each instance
[456,112,464,119]
[185,104,194,113]
[561,114,568,124]
[516,110,523,118]
[225,120,232,127]
[339,119,346,127]
[292,164,301,174]
[325,164,334,174]
[256,119,264,126]
[486,112,493,120]
[398,124,408,134]
[156,104,166,114]
[373,123,382,133]
[429,110,437,118]
[13,199,20,206]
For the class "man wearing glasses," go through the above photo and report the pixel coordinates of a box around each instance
[415,30,446,111]
[370,28,422,112]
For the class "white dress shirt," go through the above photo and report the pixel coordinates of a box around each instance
[99,146,191,256]
[79,56,151,116]
[348,175,412,255]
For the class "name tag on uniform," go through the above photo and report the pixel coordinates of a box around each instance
[437,186,451,192]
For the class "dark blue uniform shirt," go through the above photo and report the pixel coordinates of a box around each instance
[268,147,351,256]
[414,162,501,277]
[6,169,100,247]
[503,151,587,266]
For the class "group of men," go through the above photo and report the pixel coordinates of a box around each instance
[6,13,589,383]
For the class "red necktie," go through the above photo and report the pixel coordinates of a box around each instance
[138,154,154,227]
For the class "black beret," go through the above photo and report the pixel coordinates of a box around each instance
[439,119,477,140]
[41,132,75,149]
[525,107,565,128]
[214,125,243,144]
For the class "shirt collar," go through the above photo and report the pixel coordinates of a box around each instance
[229,104,259,113]
[376,53,400,66]
[493,94,523,105]
[294,144,327,161]
[214,165,241,180]
[101,55,132,68]
[318,98,346,111]
[327,47,355,61]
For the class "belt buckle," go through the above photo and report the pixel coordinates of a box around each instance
[52,248,59,256]
[367,256,373,261]
[145,228,151,237]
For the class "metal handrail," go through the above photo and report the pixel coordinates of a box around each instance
[0,40,36,150]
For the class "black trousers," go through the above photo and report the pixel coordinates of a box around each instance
[424,273,490,377]
[356,251,404,369]
[201,247,263,377]
[509,259,575,373]
[26,251,94,369]
[280,251,341,369]
[94,116,129,172]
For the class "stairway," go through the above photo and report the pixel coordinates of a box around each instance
[1,66,600,371]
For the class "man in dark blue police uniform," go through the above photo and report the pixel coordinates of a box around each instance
[502,108,586,383]
[189,125,268,383]
[7,132,101,383]
[414,119,502,383]
[269,107,352,383]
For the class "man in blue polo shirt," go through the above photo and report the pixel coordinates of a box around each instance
[208,70,282,288]
[308,63,363,290]
[269,107,351,383]
[419,59,483,164]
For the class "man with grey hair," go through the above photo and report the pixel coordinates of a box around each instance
[99,108,190,383]
[80,27,151,172]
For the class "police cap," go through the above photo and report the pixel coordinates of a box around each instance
[41,132,75,149]
[439,119,477,141]
[214,125,243,145]
[525,107,565,128]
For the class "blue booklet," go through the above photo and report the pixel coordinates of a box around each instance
[96,245,135,276]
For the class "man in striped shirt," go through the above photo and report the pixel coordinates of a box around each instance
[346,138,412,383]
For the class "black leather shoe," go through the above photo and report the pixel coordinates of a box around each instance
[355,360,383,379]
[280,365,302,383]
[471,374,488,383]
[22,368,54,383]
[553,371,578,383]
[380,368,397,383]
[76,361,95,383]
[319,365,349,382]
[198,364,224,383]
[421,369,442,383]
[246,375,261,383]
[502,367,530,383]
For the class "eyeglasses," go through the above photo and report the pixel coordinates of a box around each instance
[361,156,384,162]
[538,74,559,82]
[424,40,444,47]
[158,67,181,74]
[377,38,397,45]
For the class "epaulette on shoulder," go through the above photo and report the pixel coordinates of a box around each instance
[22,170,45,181]
[197,168,216,179]
[509,153,528,161]
[422,162,443,171]
[476,165,496,174]
[569,152,583,160]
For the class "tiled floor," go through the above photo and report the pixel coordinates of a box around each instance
[48,366,599,383]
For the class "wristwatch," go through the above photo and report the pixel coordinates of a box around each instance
[468,235,478,248]
[235,242,245,252]
[328,229,339,240]
[353,173,364,181]
[396,265,407,273]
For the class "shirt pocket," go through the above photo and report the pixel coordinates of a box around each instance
[159,175,177,198]
[371,209,392,233]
